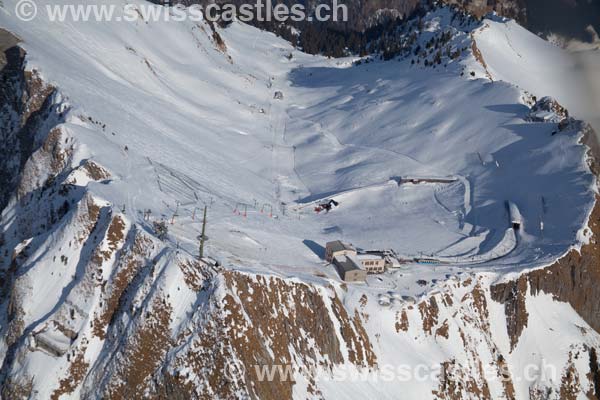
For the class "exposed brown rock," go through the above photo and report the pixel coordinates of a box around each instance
[82,160,111,181]
[50,346,89,400]
[92,231,152,339]
[497,354,516,400]
[0,376,33,400]
[170,272,376,400]
[433,360,462,400]
[526,96,569,123]
[395,309,409,332]
[560,351,582,400]
[527,199,600,335]
[582,124,600,178]
[490,275,529,350]
[0,39,62,212]
[436,319,450,339]
[470,35,494,81]
[359,294,368,308]
[178,259,208,291]
[419,296,439,335]
[331,297,377,367]
[433,358,492,400]
[212,31,227,53]
[105,295,174,399]
[94,215,126,263]
[588,347,600,399]
[528,385,548,399]
[442,293,453,307]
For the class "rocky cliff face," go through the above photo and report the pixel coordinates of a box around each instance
[1,213,378,399]
[490,201,600,350]
[0,30,66,213]
[491,122,600,352]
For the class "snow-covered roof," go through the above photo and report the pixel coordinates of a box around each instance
[333,255,363,272]
[357,254,384,261]
[326,240,355,253]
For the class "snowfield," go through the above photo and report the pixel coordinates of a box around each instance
[0,2,594,277]
[0,1,599,398]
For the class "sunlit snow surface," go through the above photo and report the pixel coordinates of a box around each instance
[0,1,595,281]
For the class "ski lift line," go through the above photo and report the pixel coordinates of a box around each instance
[260,203,274,217]
[149,158,251,211]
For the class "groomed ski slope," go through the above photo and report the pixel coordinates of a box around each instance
[0,1,595,283]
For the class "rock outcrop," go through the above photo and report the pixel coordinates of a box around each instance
[525,96,569,123]
[0,30,68,213]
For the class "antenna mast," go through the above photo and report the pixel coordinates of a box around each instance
[199,205,208,259]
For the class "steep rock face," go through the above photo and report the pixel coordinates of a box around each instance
[56,262,376,399]
[1,195,378,399]
[385,274,600,399]
[491,125,600,350]
[491,197,600,347]
[590,348,600,399]
[0,30,66,213]
[489,276,529,350]
[150,272,376,400]
[0,38,75,396]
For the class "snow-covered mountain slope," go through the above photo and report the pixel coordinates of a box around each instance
[0,1,599,398]
[472,16,600,135]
